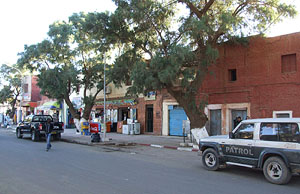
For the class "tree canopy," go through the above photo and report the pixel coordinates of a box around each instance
[17,12,112,121]
[0,64,23,118]
[107,0,297,130]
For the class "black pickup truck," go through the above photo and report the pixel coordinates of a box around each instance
[16,115,64,141]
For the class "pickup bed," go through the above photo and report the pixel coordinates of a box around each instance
[16,115,64,141]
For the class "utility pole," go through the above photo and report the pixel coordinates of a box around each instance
[103,62,107,140]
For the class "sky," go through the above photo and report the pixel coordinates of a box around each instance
[0,0,299,65]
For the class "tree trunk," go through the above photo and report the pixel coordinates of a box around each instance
[168,89,209,134]
[64,95,81,131]
[82,102,93,121]
[9,98,18,124]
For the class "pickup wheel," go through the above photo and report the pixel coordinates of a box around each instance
[16,128,22,139]
[263,156,292,185]
[202,148,220,171]
[31,130,40,142]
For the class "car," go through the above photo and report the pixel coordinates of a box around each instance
[16,115,64,141]
[199,118,300,185]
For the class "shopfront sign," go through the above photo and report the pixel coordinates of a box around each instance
[95,99,137,106]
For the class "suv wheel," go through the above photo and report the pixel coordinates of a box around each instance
[263,156,292,185]
[31,130,40,142]
[202,148,220,171]
[16,128,22,139]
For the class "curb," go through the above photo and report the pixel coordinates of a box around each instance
[61,138,199,152]
[138,143,199,152]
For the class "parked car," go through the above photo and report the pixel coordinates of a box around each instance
[199,118,300,184]
[16,115,64,141]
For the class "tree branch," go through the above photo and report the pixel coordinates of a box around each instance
[233,0,250,16]
[178,0,215,19]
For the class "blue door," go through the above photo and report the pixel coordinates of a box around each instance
[169,106,188,136]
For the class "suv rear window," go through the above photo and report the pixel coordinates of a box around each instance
[260,123,300,142]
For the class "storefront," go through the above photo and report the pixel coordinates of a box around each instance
[22,101,38,117]
[93,98,138,132]
[36,101,62,122]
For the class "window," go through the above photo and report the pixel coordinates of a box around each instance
[24,115,33,122]
[276,113,290,118]
[273,111,292,118]
[281,54,296,73]
[260,123,279,141]
[234,123,254,139]
[260,123,300,142]
[228,69,237,82]
[279,123,300,142]
[23,84,29,93]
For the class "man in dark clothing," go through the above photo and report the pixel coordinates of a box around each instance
[234,116,242,129]
[45,118,53,151]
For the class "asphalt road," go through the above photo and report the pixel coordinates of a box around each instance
[0,128,299,194]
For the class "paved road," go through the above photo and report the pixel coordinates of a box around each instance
[0,128,299,194]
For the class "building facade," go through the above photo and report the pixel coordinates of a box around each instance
[93,84,163,135]
[200,32,300,135]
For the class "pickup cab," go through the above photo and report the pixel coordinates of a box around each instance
[16,115,64,141]
[199,118,300,184]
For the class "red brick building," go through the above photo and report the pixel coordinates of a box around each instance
[93,32,300,136]
[199,32,300,135]
[22,76,41,115]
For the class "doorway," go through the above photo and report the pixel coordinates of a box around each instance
[146,105,153,133]
[209,109,222,135]
[231,109,247,130]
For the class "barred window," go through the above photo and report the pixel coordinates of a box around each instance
[281,54,297,73]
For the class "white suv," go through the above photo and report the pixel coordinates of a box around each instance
[199,118,300,184]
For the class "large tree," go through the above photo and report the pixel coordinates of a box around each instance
[108,0,297,132]
[0,64,23,119]
[18,12,112,128]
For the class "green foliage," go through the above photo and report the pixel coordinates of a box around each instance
[17,12,112,120]
[0,64,23,117]
[108,0,297,126]
[0,85,13,104]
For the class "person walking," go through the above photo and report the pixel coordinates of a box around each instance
[45,118,53,151]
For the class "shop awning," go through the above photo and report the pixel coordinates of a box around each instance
[22,102,38,108]
[37,101,61,110]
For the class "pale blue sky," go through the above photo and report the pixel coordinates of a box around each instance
[0,0,299,65]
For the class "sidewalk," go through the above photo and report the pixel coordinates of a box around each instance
[62,128,199,152]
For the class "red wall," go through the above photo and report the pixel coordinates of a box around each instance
[201,32,300,118]
[136,91,163,135]
[31,76,41,102]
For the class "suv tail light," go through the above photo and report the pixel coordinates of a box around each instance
[39,124,43,130]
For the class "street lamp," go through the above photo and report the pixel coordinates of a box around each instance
[103,62,108,141]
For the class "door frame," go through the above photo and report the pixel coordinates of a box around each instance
[162,101,179,136]
[206,103,250,135]
[145,105,154,133]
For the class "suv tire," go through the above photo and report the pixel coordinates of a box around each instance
[263,156,292,185]
[16,128,22,139]
[31,130,40,142]
[202,148,220,171]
